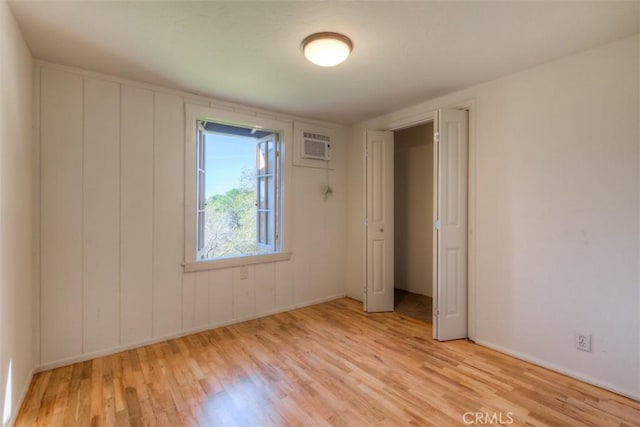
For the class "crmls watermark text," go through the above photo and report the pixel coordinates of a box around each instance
[462,411,514,425]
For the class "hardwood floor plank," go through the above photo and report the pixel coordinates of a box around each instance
[16,298,640,426]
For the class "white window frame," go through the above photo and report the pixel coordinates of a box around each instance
[184,104,293,272]
[255,134,278,251]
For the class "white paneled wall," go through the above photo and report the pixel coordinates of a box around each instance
[83,78,121,353]
[40,68,84,363]
[152,92,184,337]
[35,63,347,368]
[120,85,154,344]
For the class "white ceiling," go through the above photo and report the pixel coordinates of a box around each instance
[9,1,640,124]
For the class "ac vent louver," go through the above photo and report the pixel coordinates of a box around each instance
[301,131,331,161]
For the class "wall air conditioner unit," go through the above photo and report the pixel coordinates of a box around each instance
[301,130,331,161]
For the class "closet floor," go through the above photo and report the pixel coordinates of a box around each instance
[394,289,432,323]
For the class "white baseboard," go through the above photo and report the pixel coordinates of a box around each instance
[474,339,640,401]
[346,292,363,302]
[8,367,34,427]
[35,293,347,373]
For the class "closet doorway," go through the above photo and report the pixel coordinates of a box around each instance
[364,108,470,340]
[363,109,472,341]
[393,122,434,323]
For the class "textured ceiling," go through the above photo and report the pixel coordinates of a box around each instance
[9,1,640,124]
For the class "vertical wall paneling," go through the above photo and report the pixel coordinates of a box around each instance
[208,268,233,324]
[255,263,276,315]
[275,261,295,309]
[293,259,310,305]
[40,68,84,363]
[120,85,154,345]
[82,78,121,352]
[35,63,347,367]
[181,273,195,330]
[291,168,312,304]
[194,271,209,327]
[32,66,41,365]
[153,92,184,337]
[233,266,256,320]
[311,175,332,301]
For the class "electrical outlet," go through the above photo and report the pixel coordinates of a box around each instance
[575,333,592,352]
[239,266,248,280]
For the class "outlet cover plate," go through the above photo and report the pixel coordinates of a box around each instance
[575,333,592,352]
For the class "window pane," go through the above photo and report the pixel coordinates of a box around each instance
[198,128,205,170]
[197,211,205,251]
[258,177,268,209]
[258,142,267,174]
[258,211,268,244]
[198,171,205,210]
[198,127,263,260]
[267,140,275,175]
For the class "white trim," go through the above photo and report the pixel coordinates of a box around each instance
[463,99,477,341]
[361,133,367,310]
[184,252,292,272]
[386,110,436,131]
[474,339,640,401]
[80,77,85,354]
[432,115,439,338]
[373,100,477,341]
[33,65,43,367]
[184,104,294,272]
[34,293,347,372]
[7,368,34,427]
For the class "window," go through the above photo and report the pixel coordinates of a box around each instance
[185,105,292,271]
[196,122,280,259]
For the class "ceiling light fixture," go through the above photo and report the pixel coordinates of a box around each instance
[301,32,353,67]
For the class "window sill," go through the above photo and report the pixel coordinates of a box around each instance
[183,252,292,272]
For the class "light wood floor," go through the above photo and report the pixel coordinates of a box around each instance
[16,298,640,426]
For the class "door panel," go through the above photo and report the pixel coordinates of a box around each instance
[365,131,394,312]
[372,240,384,293]
[435,109,468,340]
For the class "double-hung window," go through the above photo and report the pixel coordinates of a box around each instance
[185,105,292,271]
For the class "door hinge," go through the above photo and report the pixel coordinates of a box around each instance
[434,308,440,316]
[364,218,368,226]
[434,220,441,230]
[434,132,440,143]
[365,149,368,158]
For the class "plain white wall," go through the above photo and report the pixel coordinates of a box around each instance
[394,123,433,298]
[34,62,348,369]
[0,1,34,425]
[347,35,640,398]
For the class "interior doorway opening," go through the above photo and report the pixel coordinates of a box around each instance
[364,107,470,340]
[393,122,434,324]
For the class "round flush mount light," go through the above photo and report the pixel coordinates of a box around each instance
[301,32,353,67]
